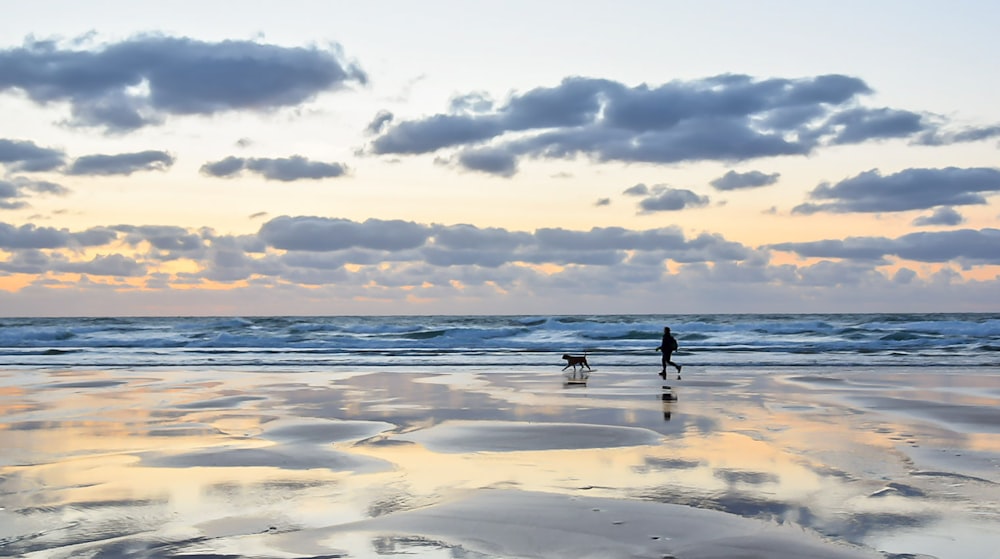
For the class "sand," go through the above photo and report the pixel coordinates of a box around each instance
[1,365,998,558]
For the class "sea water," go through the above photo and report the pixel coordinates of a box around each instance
[0,313,997,370]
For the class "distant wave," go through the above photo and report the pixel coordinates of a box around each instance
[0,314,997,370]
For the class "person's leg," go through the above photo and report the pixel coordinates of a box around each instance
[667,352,682,377]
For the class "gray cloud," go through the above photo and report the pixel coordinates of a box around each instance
[3,216,998,313]
[366,110,393,135]
[792,260,885,287]
[431,223,532,251]
[0,223,70,249]
[821,107,925,144]
[770,228,1000,265]
[793,167,1000,214]
[245,157,347,181]
[623,184,650,196]
[372,114,504,155]
[200,156,347,181]
[22,179,70,195]
[0,35,367,132]
[894,229,1000,264]
[768,237,892,262]
[534,226,685,251]
[0,249,51,273]
[638,188,710,212]
[0,177,63,210]
[200,156,245,178]
[0,139,66,172]
[68,150,174,175]
[253,218,753,271]
[918,124,1000,146]
[455,148,517,177]
[0,181,26,210]
[259,216,430,251]
[57,254,146,277]
[74,226,119,247]
[449,91,494,113]
[711,170,780,191]
[0,222,117,249]
[367,74,982,177]
[913,207,965,227]
[114,225,206,257]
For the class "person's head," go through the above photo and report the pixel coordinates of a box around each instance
[664,327,671,333]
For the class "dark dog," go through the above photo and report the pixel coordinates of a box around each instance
[561,353,591,371]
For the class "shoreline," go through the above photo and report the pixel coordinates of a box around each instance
[1,365,998,558]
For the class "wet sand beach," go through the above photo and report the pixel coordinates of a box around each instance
[2,365,999,558]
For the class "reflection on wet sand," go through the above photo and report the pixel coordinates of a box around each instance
[0,366,998,558]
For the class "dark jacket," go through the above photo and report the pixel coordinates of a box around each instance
[657,332,678,352]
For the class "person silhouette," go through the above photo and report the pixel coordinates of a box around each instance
[656,326,682,380]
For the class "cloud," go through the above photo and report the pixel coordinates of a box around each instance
[0,177,70,210]
[0,139,66,172]
[768,237,893,261]
[366,73,986,176]
[793,167,1000,214]
[0,182,26,210]
[371,113,505,155]
[0,35,367,132]
[114,224,206,256]
[366,110,393,135]
[770,228,1000,265]
[0,250,144,277]
[200,156,246,178]
[913,207,965,227]
[893,229,1000,264]
[259,216,430,251]
[0,222,117,249]
[711,170,780,191]
[820,107,925,144]
[792,259,885,287]
[638,188,710,212]
[57,254,146,277]
[0,249,51,273]
[67,150,174,175]
[623,183,650,196]
[200,156,348,181]
[454,148,517,177]
[431,223,531,251]
[918,124,1000,146]
[252,217,754,272]
[449,91,494,113]
[2,215,998,314]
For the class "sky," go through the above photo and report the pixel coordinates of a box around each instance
[1,0,999,316]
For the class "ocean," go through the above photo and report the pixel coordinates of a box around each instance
[1,313,997,370]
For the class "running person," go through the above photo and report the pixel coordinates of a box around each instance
[656,326,682,380]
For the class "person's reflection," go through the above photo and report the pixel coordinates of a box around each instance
[661,390,676,421]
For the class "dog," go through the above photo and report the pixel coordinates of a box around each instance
[561,353,591,371]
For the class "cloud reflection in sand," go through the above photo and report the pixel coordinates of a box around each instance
[1,365,998,558]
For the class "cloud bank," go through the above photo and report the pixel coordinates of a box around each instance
[367,75,999,176]
[794,167,1000,214]
[0,35,367,132]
